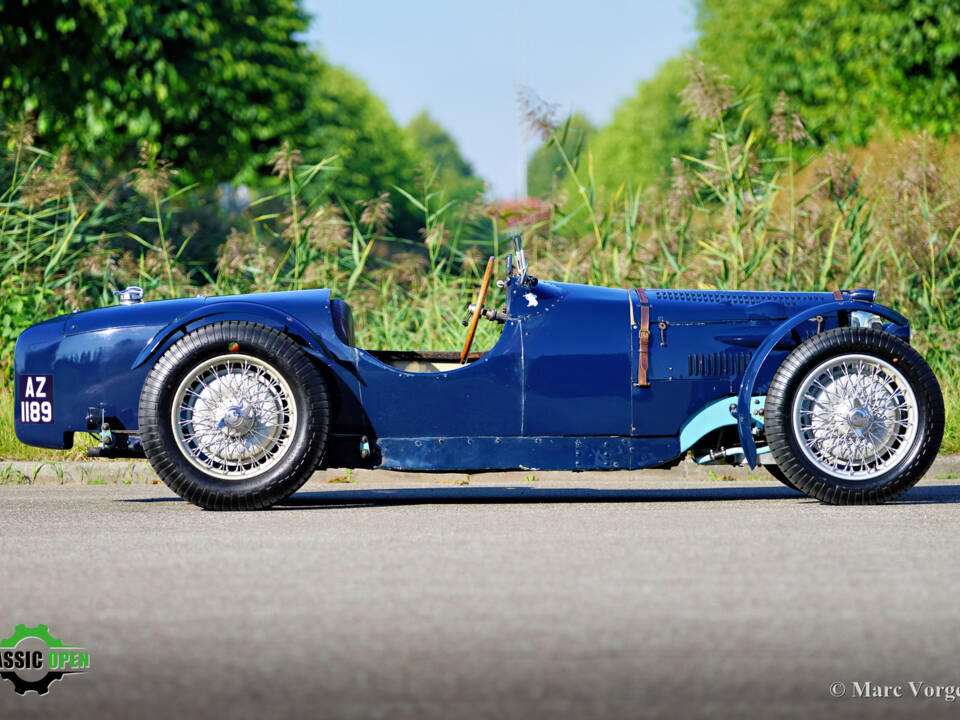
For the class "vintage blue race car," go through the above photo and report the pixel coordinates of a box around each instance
[14,237,943,509]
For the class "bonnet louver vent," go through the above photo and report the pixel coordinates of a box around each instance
[655,290,825,306]
[688,352,752,377]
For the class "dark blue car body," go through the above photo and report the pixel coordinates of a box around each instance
[14,268,911,472]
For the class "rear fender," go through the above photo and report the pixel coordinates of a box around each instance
[737,300,910,468]
[130,301,351,370]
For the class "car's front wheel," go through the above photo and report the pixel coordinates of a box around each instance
[763,464,802,492]
[765,327,943,504]
[139,321,329,510]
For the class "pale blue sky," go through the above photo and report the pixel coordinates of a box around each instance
[300,1,697,198]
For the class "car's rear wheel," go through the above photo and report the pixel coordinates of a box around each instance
[765,327,942,504]
[139,321,329,510]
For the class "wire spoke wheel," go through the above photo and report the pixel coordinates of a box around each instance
[791,354,917,481]
[765,327,943,505]
[172,354,297,479]
[139,321,329,510]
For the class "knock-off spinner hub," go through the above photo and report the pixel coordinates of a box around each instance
[846,406,871,430]
[221,404,256,436]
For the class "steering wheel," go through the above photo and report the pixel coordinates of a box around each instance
[460,255,495,364]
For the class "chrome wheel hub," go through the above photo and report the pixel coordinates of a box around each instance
[846,406,870,430]
[172,354,297,479]
[790,353,917,481]
[221,405,256,435]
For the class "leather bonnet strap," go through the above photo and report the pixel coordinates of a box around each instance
[634,288,651,387]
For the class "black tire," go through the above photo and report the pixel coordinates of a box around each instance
[139,321,329,510]
[765,327,943,505]
[763,464,803,492]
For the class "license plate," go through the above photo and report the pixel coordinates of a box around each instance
[18,374,54,424]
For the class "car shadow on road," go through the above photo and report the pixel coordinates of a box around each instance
[120,482,960,508]
[123,484,803,506]
[266,482,960,510]
[274,485,799,509]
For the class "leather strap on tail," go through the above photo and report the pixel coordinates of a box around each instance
[634,288,651,387]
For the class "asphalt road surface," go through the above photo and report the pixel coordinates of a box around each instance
[2,472,960,719]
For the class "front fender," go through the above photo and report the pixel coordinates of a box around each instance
[736,300,910,468]
[130,301,351,370]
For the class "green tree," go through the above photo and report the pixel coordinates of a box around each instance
[0,0,317,182]
[526,112,595,197]
[590,58,708,191]
[0,1,430,234]
[299,64,420,232]
[696,0,960,143]
[406,110,484,204]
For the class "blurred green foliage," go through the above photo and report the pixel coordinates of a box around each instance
[0,0,316,181]
[535,0,960,191]
[299,64,420,233]
[698,0,960,144]
[0,0,463,235]
[526,113,594,197]
[589,58,709,194]
[406,111,485,206]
